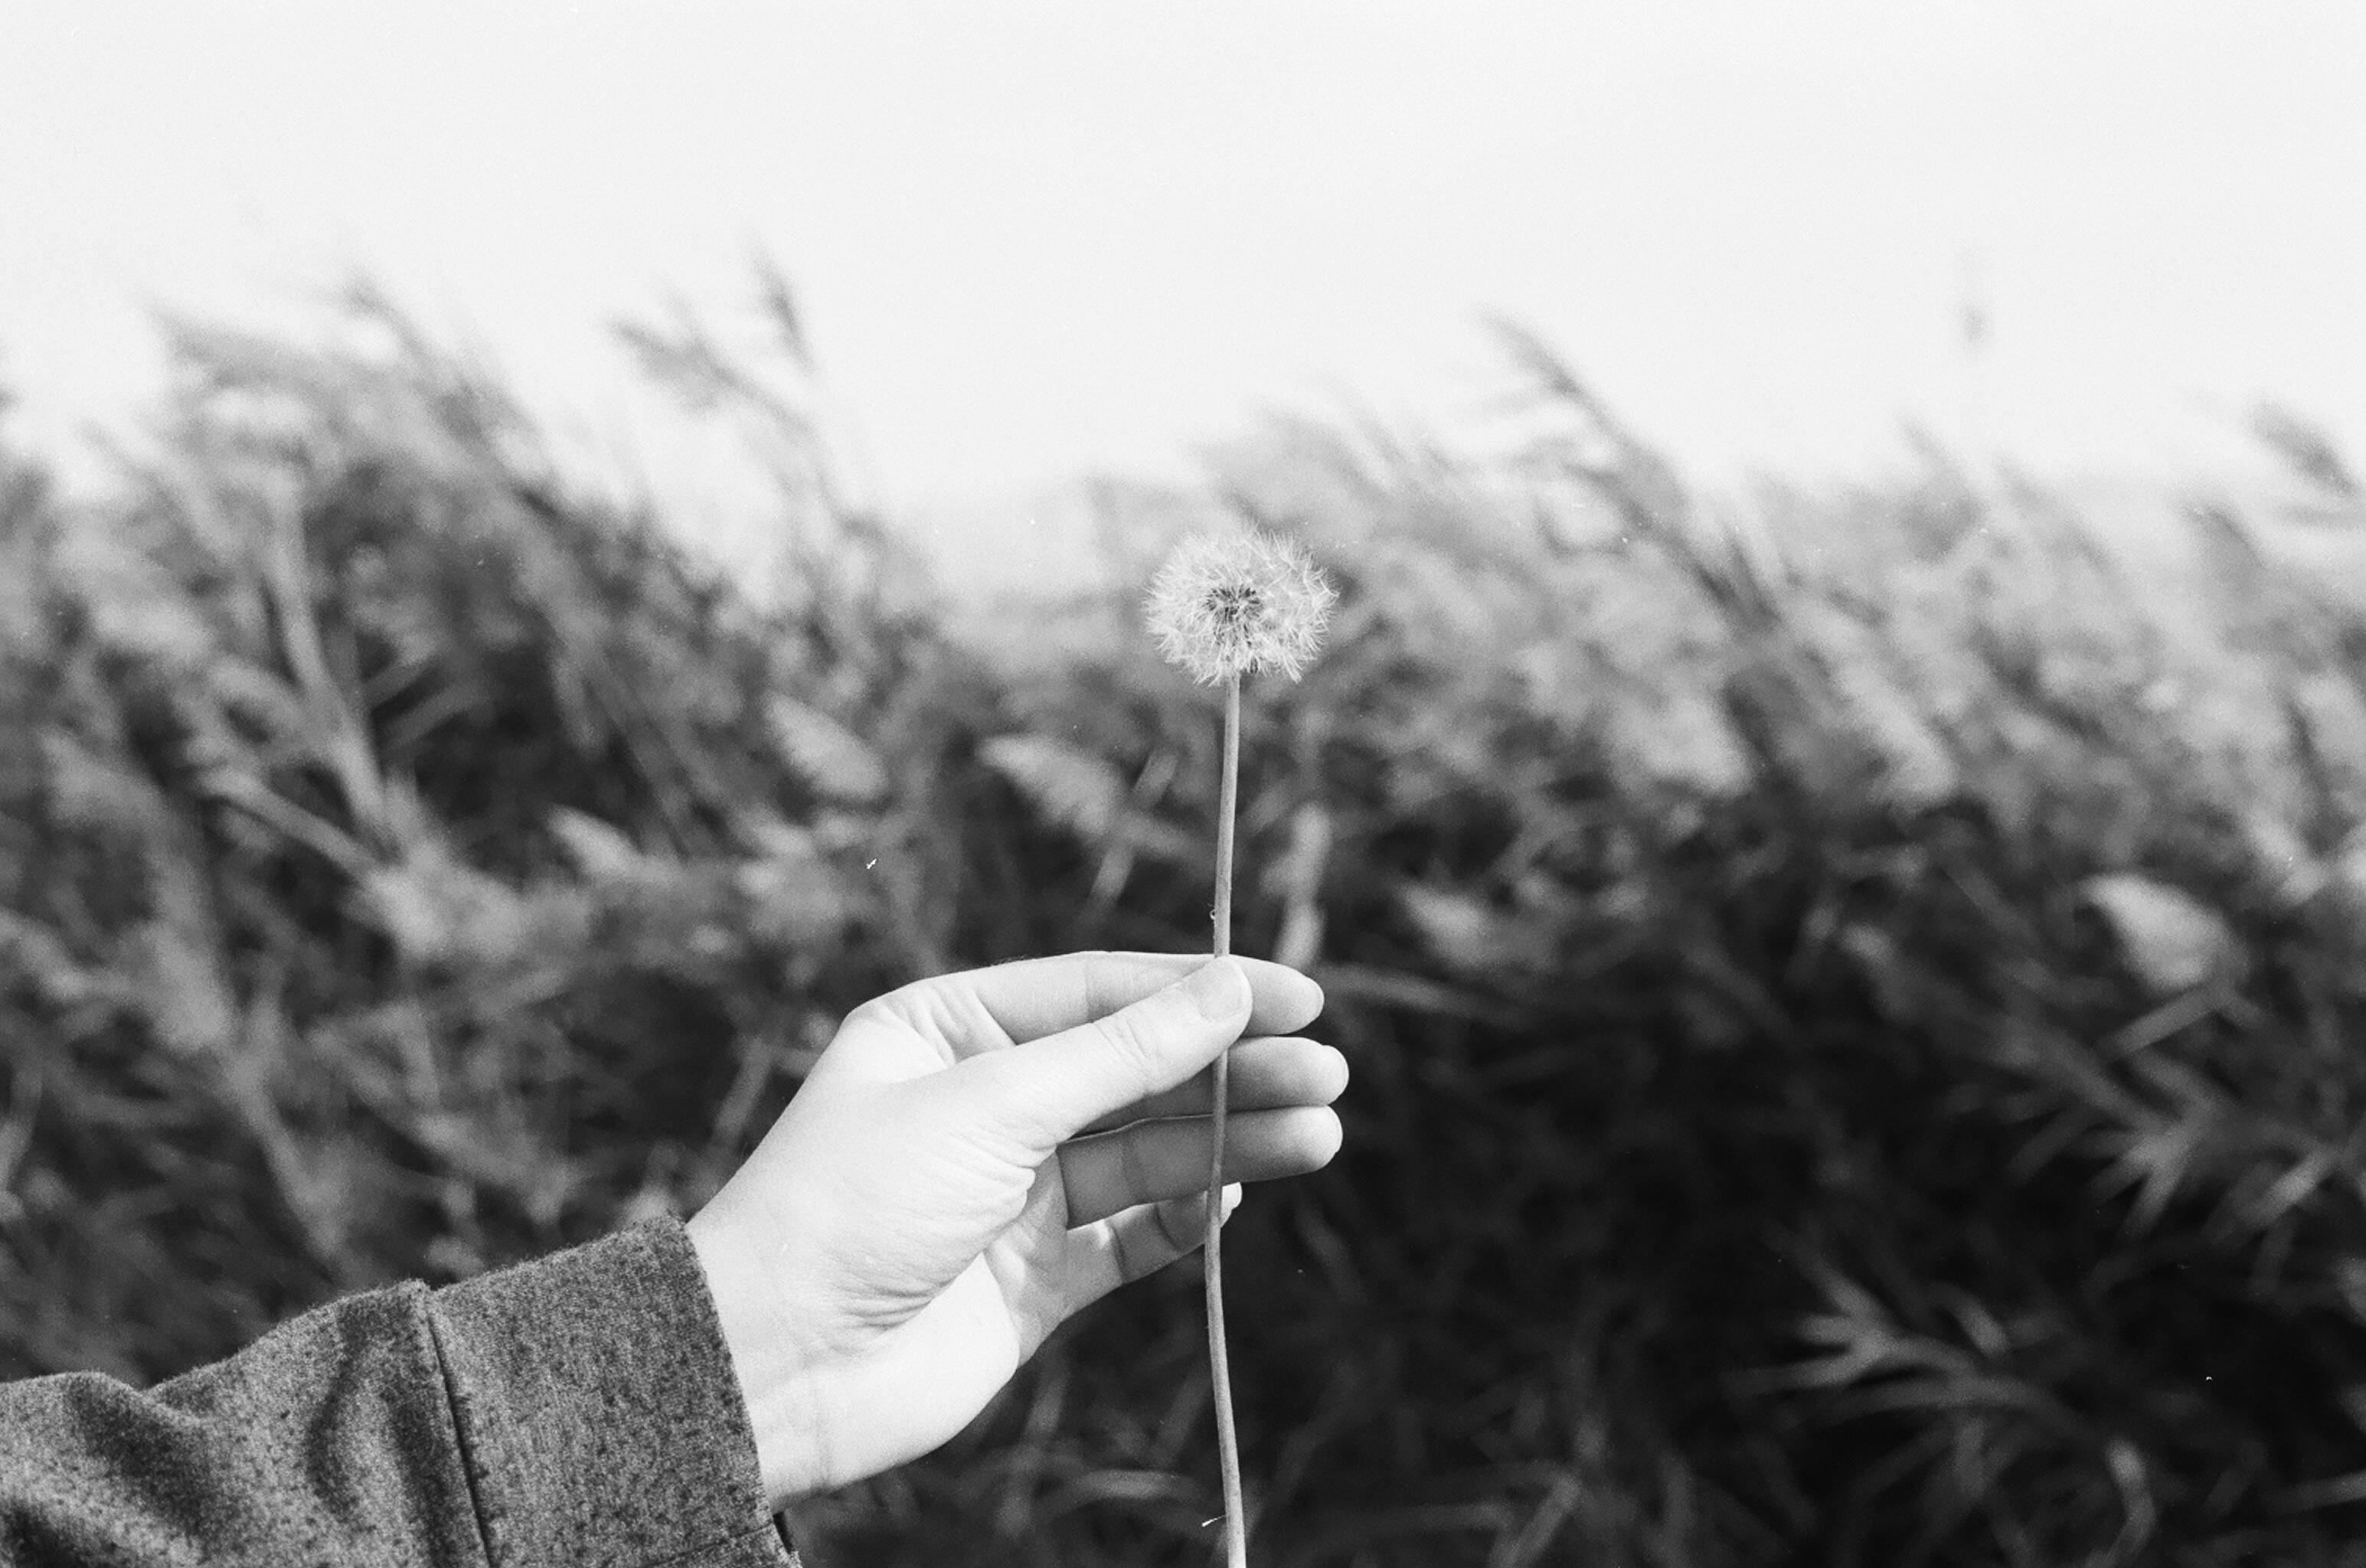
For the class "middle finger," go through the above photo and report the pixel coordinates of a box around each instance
[1077,1036,1348,1136]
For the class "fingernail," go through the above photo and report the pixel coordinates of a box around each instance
[1180,957,1248,1021]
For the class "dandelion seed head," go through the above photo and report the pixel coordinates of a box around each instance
[1144,528,1337,686]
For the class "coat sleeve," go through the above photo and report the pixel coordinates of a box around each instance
[0,1216,802,1567]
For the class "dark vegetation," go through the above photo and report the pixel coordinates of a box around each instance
[5,285,2366,1565]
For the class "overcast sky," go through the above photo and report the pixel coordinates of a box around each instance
[2,3,2361,579]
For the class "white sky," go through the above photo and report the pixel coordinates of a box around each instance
[2,2,2361,580]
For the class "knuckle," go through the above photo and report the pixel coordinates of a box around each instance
[1153,1200,1191,1256]
[1087,1008,1165,1099]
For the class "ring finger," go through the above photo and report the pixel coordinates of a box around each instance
[1058,1105,1345,1227]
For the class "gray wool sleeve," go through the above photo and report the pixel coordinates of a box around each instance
[0,1217,802,1567]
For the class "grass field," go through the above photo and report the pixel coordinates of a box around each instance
[5,288,2366,1566]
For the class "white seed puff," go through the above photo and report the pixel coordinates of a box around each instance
[1144,528,1338,686]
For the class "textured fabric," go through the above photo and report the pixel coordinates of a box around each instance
[0,1217,799,1567]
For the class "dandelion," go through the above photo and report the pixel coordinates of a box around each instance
[1145,528,1337,688]
[1144,525,1335,1568]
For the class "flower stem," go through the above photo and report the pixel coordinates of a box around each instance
[1206,670,1247,1568]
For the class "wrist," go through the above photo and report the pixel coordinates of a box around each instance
[685,1202,838,1509]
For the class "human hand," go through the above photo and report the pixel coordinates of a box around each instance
[685,952,1344,1510]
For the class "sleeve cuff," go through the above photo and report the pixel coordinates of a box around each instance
[426,1214,794,1566]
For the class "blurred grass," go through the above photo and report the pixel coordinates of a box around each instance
[6,282,2366,1566]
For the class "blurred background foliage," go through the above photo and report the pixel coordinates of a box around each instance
[5,282,2366,1567]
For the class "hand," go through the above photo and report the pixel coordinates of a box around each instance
[685,952,1344,1510]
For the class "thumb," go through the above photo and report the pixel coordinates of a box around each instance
[959,958,1253,1152]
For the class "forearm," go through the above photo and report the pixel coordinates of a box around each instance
[0,1218,796,1567]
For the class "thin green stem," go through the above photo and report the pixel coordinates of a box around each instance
[1206,671,1247,1568]
[1212,676,1238,962]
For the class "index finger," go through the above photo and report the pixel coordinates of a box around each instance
[933,949,1324,1048]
